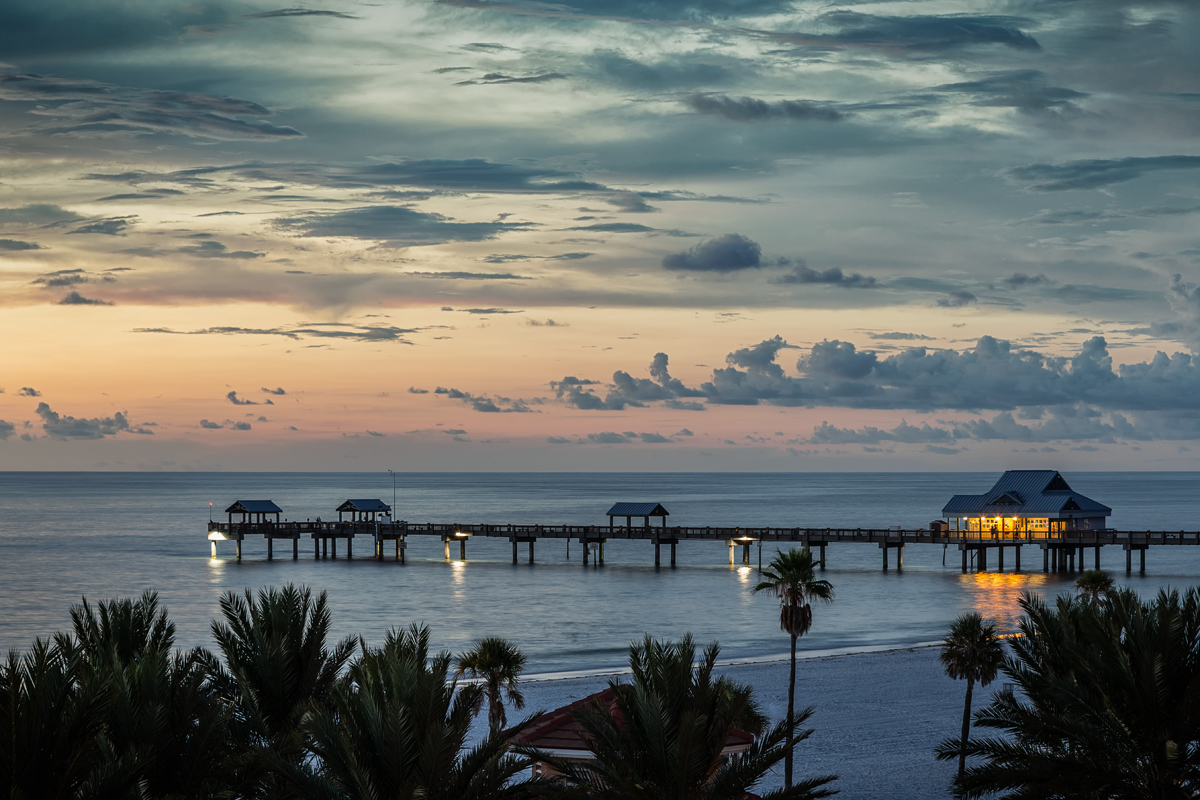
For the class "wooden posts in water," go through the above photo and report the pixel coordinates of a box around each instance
[880,541,904,570]
[1124,543,1147,575]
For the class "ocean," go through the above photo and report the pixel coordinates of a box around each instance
[2,471,1198,676]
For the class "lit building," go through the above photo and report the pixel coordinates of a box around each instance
[942,470,1111,537]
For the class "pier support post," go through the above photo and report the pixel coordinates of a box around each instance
[444,540,450,561]
[655,541,661,568]
[1014,545,1021,572]
[1126,546,1132,574]
[529,540,535,564]
[728,542,735,565]
[1043,547,1049,572]
[347,538,352,559]
[819,543,826,570]
[315,538,320,559]
[460,539,466,561]
[398,538,405,563]
[882,543,888,571]
[211,541,217,558]
[962,547,968,573]
[513,541,518,564]
[267,538,273,560]
[997,545,1003,572]
[1067,549,1073,571]
[236,537,242,562]
[670,540,677,567]
[1094,545,1100,570]
[897,544,903,569]
[599,541,605,565]
[1052,548,1058,571]
[1141,548,1146,574]
[742,543,750,565]
[331,538,337,559]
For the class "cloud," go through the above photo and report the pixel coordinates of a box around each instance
[17,387,41,397]
[586,51,738,90]
[1004,156,1200,192]
[408,387,430,394]
[481,252,591,263]
[0,204,83,225]
[868,332,934,341]
[405,270,531,280]
[662,233,766,272]
[231,421,252,431]
[460,307,524,315]
[931,70,1087,113]
[0,420,14,440]
[275,205,533,246]
[438,0,795,23]
[262,387,286,395]
[58,291,114,305]
[455,72,568,86]
[771,263,877,288]
[684,94,844,122]
[244,8,361,19]
[527,319,566,327]
[67,217,135,236]
[136,323,419,343]
[227,391,273,406]
[936,290,977,307]
[0,239,41,250]
[750,11,1041,54]
[567,222,659,233]
[176,240,264,259]
[554,353,705,410]
[1002,273,1052,288]
[366,429,386,437]
[435,386,535,412]
[33,268,116,288]
[199,419,222,429]
[0,70,304,141]
[35,402,152,439]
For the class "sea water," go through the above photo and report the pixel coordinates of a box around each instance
[2,471,1198,675]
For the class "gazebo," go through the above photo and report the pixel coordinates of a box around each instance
[336,499,392,522]
[606,502,669,530]
[224,500,282,525]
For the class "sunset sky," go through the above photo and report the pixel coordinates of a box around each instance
[2,0,1199,471]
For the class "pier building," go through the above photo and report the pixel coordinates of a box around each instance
[942,470,1111,536]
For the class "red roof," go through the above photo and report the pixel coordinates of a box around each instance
[508,686,754,755]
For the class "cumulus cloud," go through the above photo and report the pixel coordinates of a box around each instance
[435,386,535,412]
[227,391,273,406]
[36,402,152,438]
[58,291,114,305]
[749,10,1041,53]
[136,323,418,343]
[931,70,1087,114]
[0,420,14,439]
[553,353,705,410]
[17,387,41,397]
[936,290,977,307]
[0,239,41,250]
[262,387,286,395]
[662,233,767,272]
[1002,273,1052,288]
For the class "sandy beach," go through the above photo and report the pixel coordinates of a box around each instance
[518,645,965,799]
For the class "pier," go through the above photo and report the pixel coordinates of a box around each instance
[206,516,1200,575]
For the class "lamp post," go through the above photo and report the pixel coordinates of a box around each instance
[387,468,396,516]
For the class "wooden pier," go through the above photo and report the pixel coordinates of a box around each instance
[206,519,1200,575]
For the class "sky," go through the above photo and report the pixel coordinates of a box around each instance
[1,0,1199,471]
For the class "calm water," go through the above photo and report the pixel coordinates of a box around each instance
[2,471,1198,675]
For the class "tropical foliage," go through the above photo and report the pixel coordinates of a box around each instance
[937,612,1004,782]
[1073,568,1116,606]
[457,636,528,734]
[526,634,837,800]
[753,547,834,789]
[938,588,1200,798]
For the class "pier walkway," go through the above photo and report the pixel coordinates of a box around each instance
[206,520,1200,575]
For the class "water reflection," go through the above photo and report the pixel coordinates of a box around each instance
[962,571,1068,632]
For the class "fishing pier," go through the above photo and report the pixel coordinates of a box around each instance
[208,500,1196,576]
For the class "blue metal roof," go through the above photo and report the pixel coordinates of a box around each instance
[336,499,391,512]
[943,471,1111,517]
[606,502,669,517]
[225,500,282,514]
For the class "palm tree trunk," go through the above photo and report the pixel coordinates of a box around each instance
[786,632,797,789]
[958,676,974,781]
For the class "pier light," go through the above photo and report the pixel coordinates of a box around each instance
[208,530,228,541]
[454,530,470,538]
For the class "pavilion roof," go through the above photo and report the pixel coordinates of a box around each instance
[336,499,391,512]
[606,502,669,517]
[225,500,282,514]
[943,471,1111,517]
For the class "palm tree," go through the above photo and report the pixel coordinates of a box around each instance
[1074,569,1115,606]
[456,636,528,734]
[210,584,355,795]
[753,547,833,789]
[298,623,536,800]
[528,634,835,800]
[940,588,1200,798]
[938,612,1004,783]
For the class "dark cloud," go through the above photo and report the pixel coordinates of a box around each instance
[1004,156,1200,192]
[366,429,386,437]
[931,70,1087,113]
[662,233,765,272]
[244,8,361,19]
[199,419,222,429]
[58,291,114,305]
[1002,273,1052,288]
[0,239,42,250]
[460,307,524,315]
[136,323,418,343]
[176,240,265,259]
[587,51,737,90]
[434,386,534,412]
[231,421,252,431]
[36,402,151,439]
[567,222,659,233]
[771,263,877,288]
[275,206,533,246]
[684,94,845,122]
[868,332,934,341]
[527,319,565,327]
[0,420,14,440]
[227,391,272,406]
[554,353,705,411]
[749,11,1040,54]
[93,192,183,202]
[67,217,136,236]
[262,387,286,395]
[438,0,795,22]
[481,252,591,263]
[0,70,304,141]
[17,387,41,397]
[33,269,95,288]
[455,72,568,86]
[0,204,83,225]
[407,387,430,394]
[936,290,977,307]
[808,420,957,445]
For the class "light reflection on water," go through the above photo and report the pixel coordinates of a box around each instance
[2,471,1199,675]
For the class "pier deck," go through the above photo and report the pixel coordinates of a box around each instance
[207,520,1200,574]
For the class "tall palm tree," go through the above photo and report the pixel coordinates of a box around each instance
[210,584,355,795]
[940,588,1200,798]
[456,636,528,734]
[527,634,836,800]
[938,613,1004,783]
[298,623,536,800]
[753,547,833,789]
[1074,569,1115,606]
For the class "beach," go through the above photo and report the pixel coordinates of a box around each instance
[518,645,963,799]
